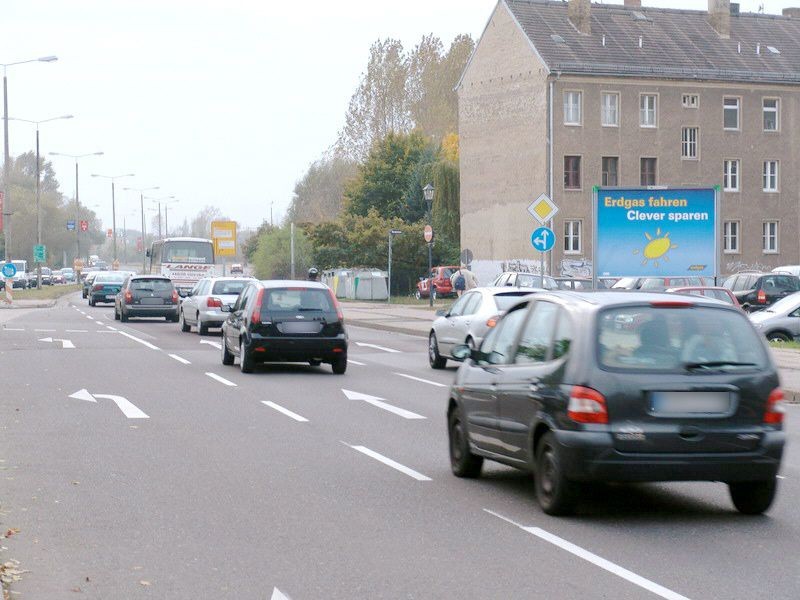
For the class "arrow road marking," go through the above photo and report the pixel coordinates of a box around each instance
[344,443,431,481]
[341,389,426,419]
[271,588,292,600]
[355,342,401,353]
[394,372,447,388]
[200,340,222,349]
[68,389,149,419]
[262,401,308,422]
[38,337,75,349]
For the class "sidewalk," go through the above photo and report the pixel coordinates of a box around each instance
[343,301,800,403]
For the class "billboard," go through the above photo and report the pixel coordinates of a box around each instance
[594,188,717,277]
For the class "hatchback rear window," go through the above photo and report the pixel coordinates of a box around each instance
[263,288,334,313]
[212,280,248,295]
[131,279,173,292]
[598,305,767,372]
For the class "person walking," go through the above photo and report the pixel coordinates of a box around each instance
[462,265,479,290]
[450,267,466,297]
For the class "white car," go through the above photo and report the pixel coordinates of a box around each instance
[179,276,254,335]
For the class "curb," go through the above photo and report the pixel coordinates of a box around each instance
[0,299,57,309]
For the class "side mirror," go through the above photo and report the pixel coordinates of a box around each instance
[435,309,446,317]
[452,344,471,361]
[221,304,233,313]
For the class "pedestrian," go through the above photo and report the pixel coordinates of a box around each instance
[450,267,466,297]
[461,265,479,290]
[307,267,319,282]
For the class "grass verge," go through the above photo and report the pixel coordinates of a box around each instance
[769,340,800,350]
[6,284,80,300]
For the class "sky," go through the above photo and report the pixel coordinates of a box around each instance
[2,0,796,233]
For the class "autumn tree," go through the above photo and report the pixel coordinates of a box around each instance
[286,155,358,224]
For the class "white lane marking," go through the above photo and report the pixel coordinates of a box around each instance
[169,354,191,365]
[38,337,75,349]
[394,372,447,388]
[355,342,401,353]
[262,401,308,422]
[484,509,691,600]
[347,359,366,366]
[200,340,222,350]
[68,389,149,419]
[777,475,787,480]
[205,372,237,387]
[106,326,118,331]
[66,329,89,333]
[345,443,431,481]
[341,389,426,420]
[118,330,160,350]
[85,315,95,320]
[4,328,25,331]
[271,588,292,600]
[34,328,56,332]
[96,330,117,334]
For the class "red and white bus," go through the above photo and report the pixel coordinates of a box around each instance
[148,237,216,295]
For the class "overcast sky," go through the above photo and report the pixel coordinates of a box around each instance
[2,0,795,232]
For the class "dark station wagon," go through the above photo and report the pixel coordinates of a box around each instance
[114,275,180,322]
[447,291,785,515]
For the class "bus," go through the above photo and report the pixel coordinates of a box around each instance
[148,237,216,295]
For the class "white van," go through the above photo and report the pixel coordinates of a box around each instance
[772,265,800,277]
[10,260,30,289]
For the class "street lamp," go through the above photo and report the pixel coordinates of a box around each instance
[2,55,58,262]
[144,195,176,239]
[49,151,103,265]
[122,210,137,264]
[91,172,135,266]
[8,114,74,288]
[123,185,159,273]
[422,183,435,307]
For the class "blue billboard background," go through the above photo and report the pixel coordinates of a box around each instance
[595,188,716,277]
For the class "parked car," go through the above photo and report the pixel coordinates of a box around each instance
[772,265,800,277]
[721,272,800,312]
[114,275,180,322]
[491,272,559,290]
[611,276,710,291]
[555,277,607,290]
[88,272,127,306]
[428,287,534,368]
[82,271,100,298]
[446,291,785,515]
[220,280,348,374]
[667,286,740,308]
[39,267,53,285]
[180,276,254,334]
[62,267,76,283]
[749,291,800,342]
[416,266,459,300]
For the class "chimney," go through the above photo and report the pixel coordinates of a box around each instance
[624,0,642,6]
[568,0,591,35]
[708,0,731,39]
[784,8,800,18]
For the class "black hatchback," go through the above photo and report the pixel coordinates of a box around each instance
[447,291,785,515]
[220,280,348,374]
[721,272,800,312]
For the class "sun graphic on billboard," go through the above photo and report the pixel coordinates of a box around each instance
[632,228,678,267]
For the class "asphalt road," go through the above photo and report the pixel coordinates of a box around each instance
[1,294,799,599]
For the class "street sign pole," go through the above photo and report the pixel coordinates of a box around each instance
[387,229,402,304]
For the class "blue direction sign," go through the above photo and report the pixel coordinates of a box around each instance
[2,262,17,278]
[531,226,555,253]
[67,220,76,231]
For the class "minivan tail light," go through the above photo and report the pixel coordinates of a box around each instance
[764,388,785,425]
[207,297,222,308]
[251,289,264,325]
[124,290,133,304]
[171,290,179,304]
[328,287,344,321]
[568,386,609,424]
[757,289,767,304]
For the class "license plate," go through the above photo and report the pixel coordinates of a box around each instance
[106,295,116,300]
[140,298,164,305]
[650,391,731,415]
[278,322,323,334]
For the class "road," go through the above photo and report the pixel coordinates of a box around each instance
[1,293,799,599]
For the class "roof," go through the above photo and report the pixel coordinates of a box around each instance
[258,280,329,290]
[503,0,800,84]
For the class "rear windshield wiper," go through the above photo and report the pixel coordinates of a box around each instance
[684,361,758,372]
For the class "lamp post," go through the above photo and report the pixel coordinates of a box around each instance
[9,114,74,288]
[91,173,135,266]
[124,185,159,273]
[122,210,137,265]
[2,55,58,262]
[49,151,103,265]
[144,195,176,239]
[422,183,435,307]
[388,229,402,304]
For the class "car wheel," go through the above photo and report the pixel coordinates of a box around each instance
[239,338,254,373]
[120,309,129,322]
[169,312,180,323]
[535,431,578,516]
[179,310,190,332]
[332,355,347,375]
[767,331,790,343]
[414,289,422,301]
[448,407,483,478]
[198,315,208,336]
[88,297,94,307]
[729,478,778,515]
[428,332,447,369]
[114,306,120,320]
[308,359,322,366]
[221,335,234,366]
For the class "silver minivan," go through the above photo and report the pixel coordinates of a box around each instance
[749,291,800,342]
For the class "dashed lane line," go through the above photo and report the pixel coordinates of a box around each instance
[344,443,432,481]
[347,359,366,366]
[34,329,56,332]
[355,342,401,353]
[262,401,309,422]
[66,329,89,333]
[117,330,160,351]
[205,372,237,387]
[3,328,25,331]
[394,372,447,388]
[169,354,191,365]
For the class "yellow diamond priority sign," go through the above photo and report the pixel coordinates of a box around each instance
[528,193,558,225]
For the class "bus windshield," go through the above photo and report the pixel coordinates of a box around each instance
[162,241,214,264]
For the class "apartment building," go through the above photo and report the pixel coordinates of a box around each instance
[457,0,800,281]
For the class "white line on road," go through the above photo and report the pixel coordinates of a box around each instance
[69,389,149,419]
[169,354,191,365]
[262,401,308,422]
[3,328,24,331]
[271,588,292,600]
[347,359,366,366]
[96,330,117,334]
[342,389,426,420]
[777,475,787,480]
[118,330,160,350]
[205,372,237,387]
[200,340,222,350]
[85,315,95,320]
[483,509,691,600]
[34,328,56,332]
[38,337,75,349]
[355,342,401,353]
[66,329,89,333]
[345,444,431,481]
[394,372,447,388]
[106,326,118,331]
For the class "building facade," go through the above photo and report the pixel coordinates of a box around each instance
[458,0,800,283]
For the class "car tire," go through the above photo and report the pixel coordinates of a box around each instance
[448,407,483,478]
[429,332,447,369]
[198,315,208,336]
[535,431,578,516]
[767,331,790,343]
[114,306,120,320]
[332,355,347,375]
[120,309,129,322]
[169,313,180,323]
[239,338,254,373]
[729,478,778,515]
[179,310,190,332]
[221,335,234,366]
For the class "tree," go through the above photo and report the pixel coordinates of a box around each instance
[242,219,276,261]
[286,155,358,224]
[190,206,227,239]
[252,225,313,279]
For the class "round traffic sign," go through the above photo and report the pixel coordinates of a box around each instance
[460,248,474,266]
[531,227,556,253]
[423,225,434,243]
[2,262,17,278]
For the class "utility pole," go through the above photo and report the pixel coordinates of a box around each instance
[290,222,295,279]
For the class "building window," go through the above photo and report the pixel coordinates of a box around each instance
[763,221,778,253]
[681,127,698,159]
[602,156,619,187]
[564,156,581,189]
[682,94,699,108]
[763,160,779,192]
[723,97,740,130]
[723,221,740,254]
[640,158,657,186]
[564,91,581,125]
[640,94,657,127]
[723,160,739,192]
[564,220,581,254]
[601,93,619,127]
[763,98,779,131]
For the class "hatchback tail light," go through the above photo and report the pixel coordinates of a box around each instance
[93,284,103,292]
[207,297,222,308]
[251,289,264,325]
[757,289,767,304]
[124,290,133,304]
[568,386,609,424]
[328,287,344,321]
[171,290,179,304]
[764,388,785,425]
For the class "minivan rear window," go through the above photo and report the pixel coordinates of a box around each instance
[598,306,767,372]
[263,288,334,313]
[131,279,173,292]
